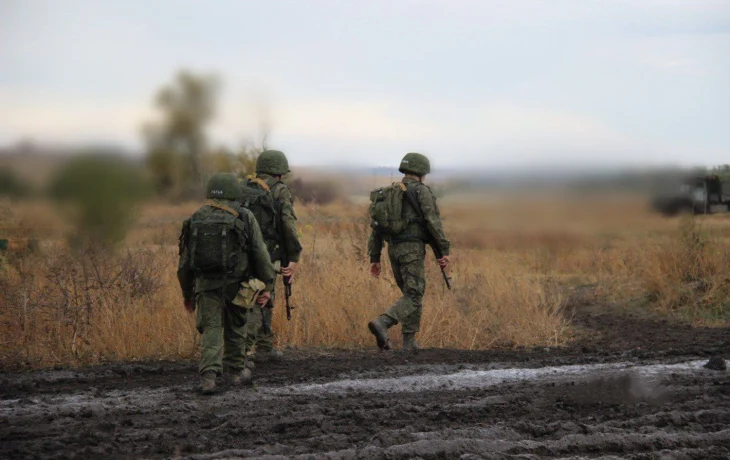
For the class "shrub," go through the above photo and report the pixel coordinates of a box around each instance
[0,167,33,198]
[288,177,344,205]
[47,152,152,246]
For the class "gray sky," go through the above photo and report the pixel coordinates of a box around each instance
[1,0,728,170]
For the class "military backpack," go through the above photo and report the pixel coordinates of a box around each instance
[239,176,280,244]
[187,201,249,277]
[369,182,420,235]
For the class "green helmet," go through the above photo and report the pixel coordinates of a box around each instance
[206,173,242,201]
[398,152,430,176]
[256,150,290,175]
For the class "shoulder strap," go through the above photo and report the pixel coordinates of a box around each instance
[269,180,287,200]
[205,200,240,217]
[246,175,271,192]
[238,210,255,280]
[404,184,425,221]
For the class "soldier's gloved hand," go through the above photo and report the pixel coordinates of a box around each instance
[437,256,450,269]
[256,291,271,306]
[370,262,381,278]
[183,299,195,313]
[281,262,298,281]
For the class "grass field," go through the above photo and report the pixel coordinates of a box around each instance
[1,190,729,370]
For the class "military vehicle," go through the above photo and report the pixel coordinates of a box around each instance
[652,174,730,216]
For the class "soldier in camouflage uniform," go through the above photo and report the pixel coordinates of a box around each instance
[242,150,302,363]
[178,173,275,393]
[367,152,451,351]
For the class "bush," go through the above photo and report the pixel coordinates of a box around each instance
[0,245,194,369]
[0,167,33,198]
[288,177,344,205]
[47,152,152,246]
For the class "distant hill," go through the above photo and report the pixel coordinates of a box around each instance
[0,141,706,196]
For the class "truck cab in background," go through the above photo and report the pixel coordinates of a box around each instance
[652,174,730,216]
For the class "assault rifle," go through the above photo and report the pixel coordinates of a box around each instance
[277,208,295,320]
[261,304,271,334]
[282,265,293,321]
[404,188,452,290]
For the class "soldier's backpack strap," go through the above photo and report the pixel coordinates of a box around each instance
[404,184,426,225]
[245,175,271,192]
[205,200,240,217]
[209,199,252,252]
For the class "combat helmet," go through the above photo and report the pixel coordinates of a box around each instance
[256,150,290,175]
[398,152,430,176]
[206,173,242,201]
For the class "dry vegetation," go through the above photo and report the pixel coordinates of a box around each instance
[2,190,729,370]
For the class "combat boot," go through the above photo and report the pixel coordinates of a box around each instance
[231,368,253,386]
[199,371,217,394]
[401,333,420,352]
[368,315,394,351]
[244,358,256,370]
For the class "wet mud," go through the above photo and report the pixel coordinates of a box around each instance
[1,310,729,459]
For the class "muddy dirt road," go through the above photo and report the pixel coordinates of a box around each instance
[2,310,729,460]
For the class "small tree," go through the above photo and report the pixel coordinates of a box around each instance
[202,144,260,180]
[143,70,219,197]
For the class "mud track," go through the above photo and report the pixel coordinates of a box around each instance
[2,309,729,460]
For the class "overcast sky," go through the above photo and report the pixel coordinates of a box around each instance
[1,0,728,170]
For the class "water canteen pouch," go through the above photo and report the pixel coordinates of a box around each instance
[188,201,247,276]
[369,182,411,235]
[240,176,279,244]
[231,278,267,309]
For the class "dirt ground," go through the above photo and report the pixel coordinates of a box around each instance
[1,307,729,460]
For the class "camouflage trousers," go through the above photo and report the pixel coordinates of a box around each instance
[195,287,248,376]
[243,274,277,353]
[382,241,426,335]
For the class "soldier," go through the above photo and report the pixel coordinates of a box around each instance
[367,152,451,351]
[241,150,302,363]
[177,173,275,393]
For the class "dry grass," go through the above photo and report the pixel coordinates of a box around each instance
[2,190,730,370]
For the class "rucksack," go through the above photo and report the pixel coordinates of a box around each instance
[239,176,280,244]
[188,202,249,277]
[369,182,416,235]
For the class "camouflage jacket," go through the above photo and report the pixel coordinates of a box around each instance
[258,173,303,264]
[368,176,450,263]
[177,199,276,301]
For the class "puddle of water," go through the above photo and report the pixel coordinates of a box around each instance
[1,359,717,417]
[263,360,710,395]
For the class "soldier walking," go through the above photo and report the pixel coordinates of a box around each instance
[177,173,275,393]
[240,150,302,363]
[367,153,451,351]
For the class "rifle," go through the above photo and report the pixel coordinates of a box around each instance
[276,206,295,320]
[403,187,452,290]
[283,274,293,320]
[261,305,271,334]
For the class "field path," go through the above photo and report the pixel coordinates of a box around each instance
[1,309,729,459]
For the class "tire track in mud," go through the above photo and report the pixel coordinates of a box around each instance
[1,311,729,460]
[1,357,729,460]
